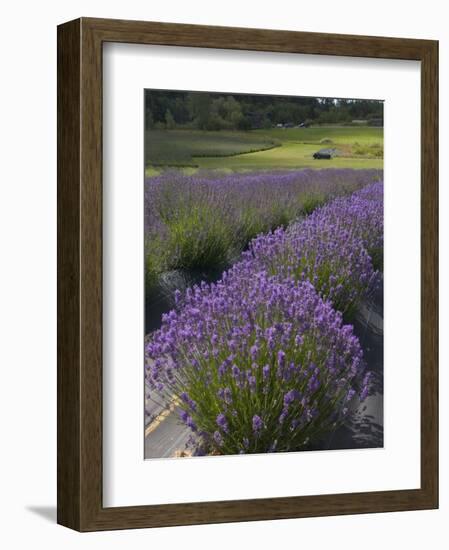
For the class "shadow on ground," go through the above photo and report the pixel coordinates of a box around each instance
[308,277,384,451]
[26,506,56,523]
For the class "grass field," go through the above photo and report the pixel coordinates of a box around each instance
[145,126,383,175]
[145,130,279,167]
[254,126,383,145]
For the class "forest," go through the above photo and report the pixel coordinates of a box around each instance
[145,90,384,131]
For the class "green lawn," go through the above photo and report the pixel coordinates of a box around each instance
[145,126,383,175]
[254,126,383,145]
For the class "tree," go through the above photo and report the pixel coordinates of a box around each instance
[145,109,154,130]
[187,92,212,129]
[164,109,176,129]
[144,89,383,130]
[237,116,252,131]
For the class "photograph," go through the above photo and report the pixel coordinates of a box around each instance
[52,10,438,535]
[143,90,384,459]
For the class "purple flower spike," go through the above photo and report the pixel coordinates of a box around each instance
[213,431,224,446]
[223,387,232,405]
[250,344,259,360]
[284,389,300,407]
[252,414,263,435]
[262,364,270,380]
[277,350,286,368]
[216,413,229,433]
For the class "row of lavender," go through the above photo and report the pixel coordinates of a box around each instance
[144,169,382,287]
[145,180,384,456]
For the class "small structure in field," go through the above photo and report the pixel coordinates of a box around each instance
[313,148,337,159]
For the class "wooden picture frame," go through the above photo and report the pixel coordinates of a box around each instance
[57,17,438,531]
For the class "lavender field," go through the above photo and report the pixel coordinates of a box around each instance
[144,170,384,457]
[144,168,381,290]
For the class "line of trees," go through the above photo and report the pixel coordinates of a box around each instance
[145,90,383,131]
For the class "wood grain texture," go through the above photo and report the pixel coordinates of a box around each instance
[420,40,439,505]
[57,17,439,532]
[57,18,81,531]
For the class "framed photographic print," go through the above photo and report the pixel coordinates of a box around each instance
[57,17,438,531]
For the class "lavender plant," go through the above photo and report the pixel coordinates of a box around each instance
[243,182,383,316]
[313,182,384,270]
[145,180,383,456]
[146,266,369,455]
[144,169,382,280]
